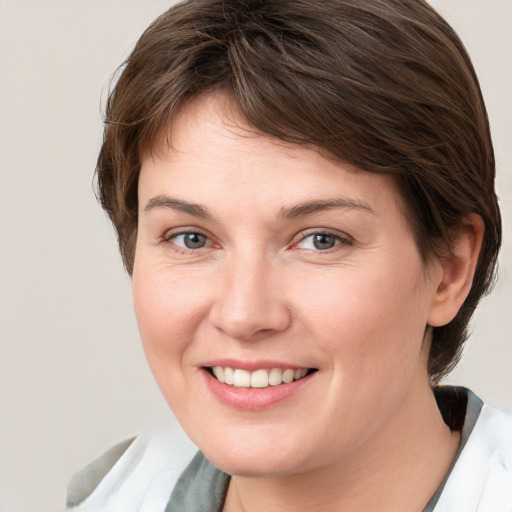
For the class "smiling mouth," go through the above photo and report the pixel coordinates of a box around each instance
[207,366,317,388]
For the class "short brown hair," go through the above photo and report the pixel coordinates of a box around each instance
[96,0,501,383]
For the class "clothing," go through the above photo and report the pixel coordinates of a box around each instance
[67,387,512,511]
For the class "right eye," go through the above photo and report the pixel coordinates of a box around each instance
[165,231,210,250]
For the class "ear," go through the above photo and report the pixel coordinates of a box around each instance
[428,214,485,327]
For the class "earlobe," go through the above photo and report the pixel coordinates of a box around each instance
[428,214,485,327]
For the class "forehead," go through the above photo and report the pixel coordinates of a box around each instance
[140,93,407,219]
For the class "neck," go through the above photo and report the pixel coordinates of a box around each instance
[223,380,460,512]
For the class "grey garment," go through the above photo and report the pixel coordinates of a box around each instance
[165,451,230,512]
[164,386,483,512]
[423,386,483,511]
[66,437,136,508]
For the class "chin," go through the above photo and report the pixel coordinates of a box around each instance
[209,452,300,478]
[198,432,310,478]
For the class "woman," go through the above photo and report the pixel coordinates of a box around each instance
[67,0,511,510]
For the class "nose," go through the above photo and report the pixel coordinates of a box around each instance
[209,256,291,342]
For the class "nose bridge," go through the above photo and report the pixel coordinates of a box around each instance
[210,249,290,340]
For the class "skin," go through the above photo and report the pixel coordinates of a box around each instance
[133,94,483,511]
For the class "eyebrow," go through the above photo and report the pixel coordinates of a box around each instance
[143,194,375,220]
[279,197,375,219]
[143,195,212,218]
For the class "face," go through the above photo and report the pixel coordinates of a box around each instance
[133,94,444,478]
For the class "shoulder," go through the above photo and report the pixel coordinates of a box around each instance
[66,437,136,508]
[66,425,197,512]
[435,400,512,512]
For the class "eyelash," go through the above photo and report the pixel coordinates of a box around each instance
[160,228,352,255]
[161,228,213,254]
[294,230,352,253]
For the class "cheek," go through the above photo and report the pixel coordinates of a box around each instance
[131,264,218,420]
[293,265,429,374]
[132,264,210,367]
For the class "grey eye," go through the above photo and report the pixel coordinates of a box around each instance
[312,234,337,250]
[170,232,208,249]
[296,232,342,251]
[182,232,207,249]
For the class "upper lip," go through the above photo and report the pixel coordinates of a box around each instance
[201,359,313,372]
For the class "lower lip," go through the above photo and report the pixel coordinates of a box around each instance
[202,369,316,410]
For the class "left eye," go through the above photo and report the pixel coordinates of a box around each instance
[296,233,342,251]
[169,232,208,249]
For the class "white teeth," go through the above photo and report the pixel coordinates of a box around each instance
[268,368,283,386]
[282,369,294,383]
[212,366,225,383]
[233,369,251,388]
[251,369,269,388]
[224,366,234,385]
[211,366,310,388]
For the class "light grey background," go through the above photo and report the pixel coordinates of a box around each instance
[0,1,510,511]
